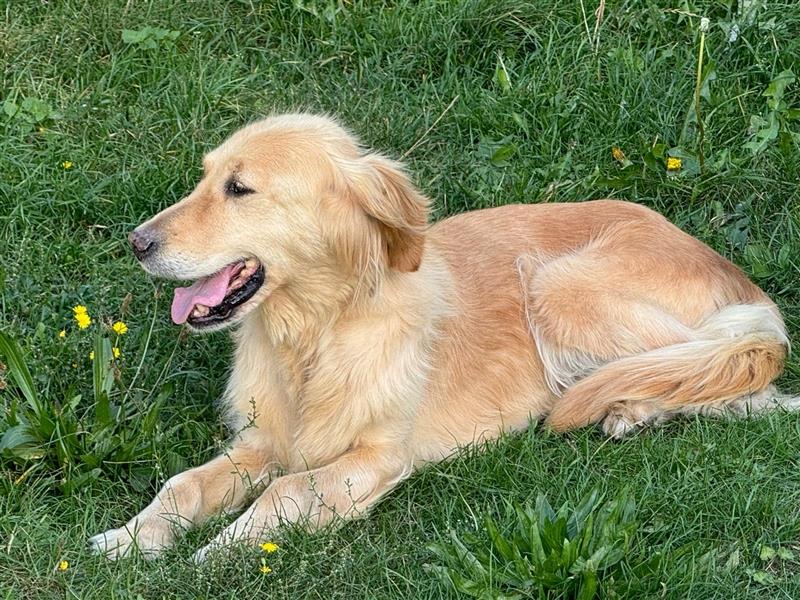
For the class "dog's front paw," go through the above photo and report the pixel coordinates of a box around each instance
[192,528,244,564]
[88,522,172,560]
[192,541,219,565]
[192,512,265,564]
[88,527,138,560]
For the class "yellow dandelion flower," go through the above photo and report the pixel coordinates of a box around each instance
[88,351,94,361]
[611,145,632,168]
[113,347,121,359]
[71,362,78,368]
[260,564,272,574]
[73,306,91,329]
[75,313,92,329]
[62,161,73,170]
[58,329,66,339]
[666,157,682,171]
[112,321,128,335]
[57,559,69,571]
[260,542,279,553]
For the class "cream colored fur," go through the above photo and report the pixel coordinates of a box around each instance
[88,113,794,562]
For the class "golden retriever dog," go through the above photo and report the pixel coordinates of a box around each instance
[89,113,795,561]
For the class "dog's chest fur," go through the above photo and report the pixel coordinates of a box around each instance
[222,259,453,472]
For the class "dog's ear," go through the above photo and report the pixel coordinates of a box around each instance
[346,153,429,272]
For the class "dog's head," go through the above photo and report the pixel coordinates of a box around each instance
[129,114,428,333]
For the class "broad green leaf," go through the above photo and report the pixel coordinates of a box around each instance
[576,570,598,600]
[699,60,717,102]
[516,504,545,563]
[666,147,701,176]
[486,515,515,562]
[777,547,796,561]
[568,490,600,539]
[749,569,777,585]
[764,70,795,110]
[19,98,53,123]
[122,27,180,49]
[631,552,664,577]
[535,494,556,525]
[92,334,115,428]
[760,545,777,561]
[0,424,36,453]
[0,331,51,432]
[448,530,487,577]
[540,516,568,554]
[2,100,18,118]
[122,29,148,44]
[495,54,512,92]
[511,112,529,135]
[490,144,516,167]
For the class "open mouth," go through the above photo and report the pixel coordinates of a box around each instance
[171,258,265,328]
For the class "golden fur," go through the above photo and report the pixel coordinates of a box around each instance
[90,114,794,561]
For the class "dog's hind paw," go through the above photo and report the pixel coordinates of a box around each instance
[601,401,669,439]
[601,413,640,439]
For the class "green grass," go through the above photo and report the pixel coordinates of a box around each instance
[1,0,800,597]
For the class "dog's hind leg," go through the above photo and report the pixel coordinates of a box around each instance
[677,385,800,420]
[599,386,800,439]
[543,304,788,435]
[517,249,789,437]
[518,250,699,437]
[517,249,695,382]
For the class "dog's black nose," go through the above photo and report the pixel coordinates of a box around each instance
[129,228,158,261]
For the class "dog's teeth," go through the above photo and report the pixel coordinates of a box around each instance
[192,304,210,317]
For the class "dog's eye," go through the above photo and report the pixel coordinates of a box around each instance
[225,179,254,197]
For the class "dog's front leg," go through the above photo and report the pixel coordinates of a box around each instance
[89,441,276,559]
[193,445,410,563]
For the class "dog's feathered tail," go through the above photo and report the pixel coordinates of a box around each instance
[546,304,791,431]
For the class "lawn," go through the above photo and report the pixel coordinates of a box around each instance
[1,0,800,598]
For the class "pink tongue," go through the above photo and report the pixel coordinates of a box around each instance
[171,264,240,324]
